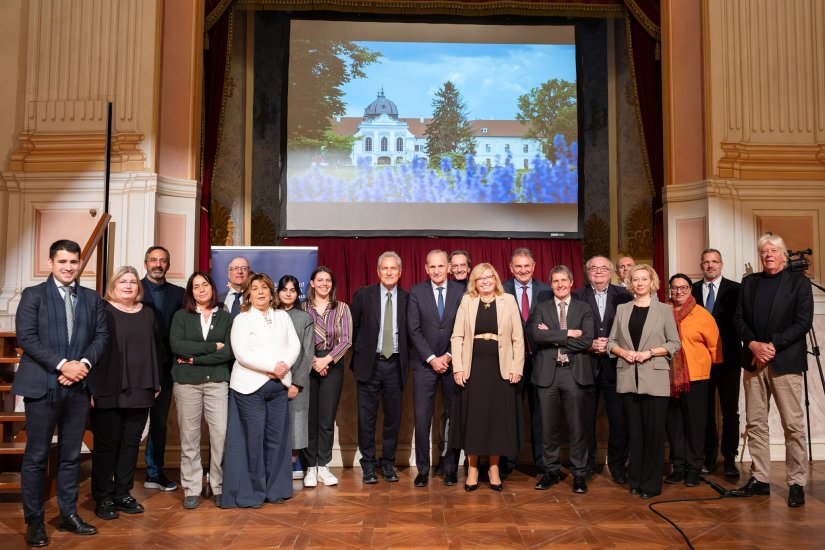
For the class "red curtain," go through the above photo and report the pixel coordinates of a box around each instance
[282,237,583,302]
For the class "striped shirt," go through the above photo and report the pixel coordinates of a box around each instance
[302,301,353,363]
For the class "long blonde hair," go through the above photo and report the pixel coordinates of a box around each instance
[466,263,504,298]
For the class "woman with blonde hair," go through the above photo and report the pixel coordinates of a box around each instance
[450,263,524,491]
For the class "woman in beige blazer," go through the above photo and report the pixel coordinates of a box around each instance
[451,263,524,492]
[608,264,681,499]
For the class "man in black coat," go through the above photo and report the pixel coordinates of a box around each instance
[140,245,184,492]
[529,265,594,493]
[407,250,463,487]
[350,251,409,483]
[572,255,633,482]
[14,240,109,546]
[732,234,813,507]
[691,248,742,477]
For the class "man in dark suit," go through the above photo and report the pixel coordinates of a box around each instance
[350,251,409,483]
[218,256,250,317]
[529,265,594,493]
[572,255,633,483]
[449,250,471,286]
[502,247,551,475]
[732,233,813,507]
[140,246,184,492]
[13,240,109,546]
[407,249,462,487]
[691,248,742,477]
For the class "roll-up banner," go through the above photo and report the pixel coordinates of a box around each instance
[211,246,318,303]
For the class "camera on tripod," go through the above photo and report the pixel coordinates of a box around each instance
[787,248,812,273]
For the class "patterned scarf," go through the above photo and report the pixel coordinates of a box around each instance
[667,294,694,397]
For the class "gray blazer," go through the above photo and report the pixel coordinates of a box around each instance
[607,298,681,397]
[284,307,313,450]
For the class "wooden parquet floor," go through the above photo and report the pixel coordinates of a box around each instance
[1,461,824,549]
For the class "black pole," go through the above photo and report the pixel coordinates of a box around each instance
[102,102,113,291]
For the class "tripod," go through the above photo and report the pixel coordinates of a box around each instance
[803,278,825,462]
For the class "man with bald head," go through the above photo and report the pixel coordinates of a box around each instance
[219,256,250,317]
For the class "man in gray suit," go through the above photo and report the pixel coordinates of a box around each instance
[528,265,594,493]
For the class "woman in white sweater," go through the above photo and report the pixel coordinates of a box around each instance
[221,272,300,508]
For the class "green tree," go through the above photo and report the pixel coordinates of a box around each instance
[516,78,577,158]
[288,40,381,144]
[425,81,476,169]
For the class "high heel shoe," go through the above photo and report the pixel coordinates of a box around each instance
[488,469,503,492]
[464,482,479,492]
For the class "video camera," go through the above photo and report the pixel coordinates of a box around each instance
[787,248,812,273]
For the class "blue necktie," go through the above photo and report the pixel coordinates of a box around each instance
[436,286,444,320]
[230,291,241,317]
[706,282,715,313]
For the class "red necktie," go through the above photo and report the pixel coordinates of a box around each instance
[521,285,530,321]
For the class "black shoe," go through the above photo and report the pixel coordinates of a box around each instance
[114,495,144,514]
[435,458,445,476]
[362,470,378,484]
[95,498,119,520]
[58,514,97,535]
[723,457,740,478]
[788,484,805,507]
[464,482,479,492]
[25,522,48,547]
[701,461,718,474]
[664,470,685,484]
[684,470,701,487]
[612,473,628,485]
[414,473,428,487]
[443,472,458,486]
[629,487,641,496]
[535,473,560,490]
[640,491,660,499]
[730,477,771,496]
[572,476,588,494]
[144,473,178,491]
[381,464,399,482]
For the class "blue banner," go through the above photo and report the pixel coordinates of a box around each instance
[211,246,318,303]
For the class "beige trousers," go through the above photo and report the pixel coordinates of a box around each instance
[742,366,807,486]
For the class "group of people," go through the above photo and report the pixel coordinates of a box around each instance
[13,234,814,547]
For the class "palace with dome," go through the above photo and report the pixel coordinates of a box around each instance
[331,89,544,169]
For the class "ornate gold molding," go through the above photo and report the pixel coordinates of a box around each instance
[9,132,146,173]
[718,143,825,180]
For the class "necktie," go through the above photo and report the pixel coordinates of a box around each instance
[230,291,241,317]
[520,285,530,321]
[63,285,74,343]
[381,291,394,358]
[436,286,444,320]
[706,282,715,313]
[558,301,569,363]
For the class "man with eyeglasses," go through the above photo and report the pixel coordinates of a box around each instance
[141,246,185,492]
[691,248,742,477]
[572,255,632,483]
[501,247,550,476]
[219,257,250,318]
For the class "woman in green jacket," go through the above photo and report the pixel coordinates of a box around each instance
[169,271,234,510]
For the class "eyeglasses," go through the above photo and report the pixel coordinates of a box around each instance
[670,285,690,293]
[477,275,495,282]
[228,266,249,273]
[588,266,611,273]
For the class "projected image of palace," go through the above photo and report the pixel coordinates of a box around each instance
[289,88,578,205]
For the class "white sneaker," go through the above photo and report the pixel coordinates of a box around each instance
[292,469,305,480]
[303,467,318,487]
[317,466,338,486]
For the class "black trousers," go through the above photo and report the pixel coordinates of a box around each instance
[704,364,741,463]
[357,355,403,472]
[536,367,589,477]
[21,388,88,524]
[504,354,542,472]
[90,406,150,501]
[584,367,628,474]
[145,371,173,476]
[624,393,668,495]
[413,363,458,475]
[303,355,344,467]
[666,380,709,473]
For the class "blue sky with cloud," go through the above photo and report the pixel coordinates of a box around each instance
[341,42,577,120]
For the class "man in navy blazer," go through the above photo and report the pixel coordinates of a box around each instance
[350,251,409,483]
[529,265,594,493]
[407,250,463,487]
[572,255,633,483]
[502,247,551,474]
[13,240,108,546]
[691,248,742,477]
